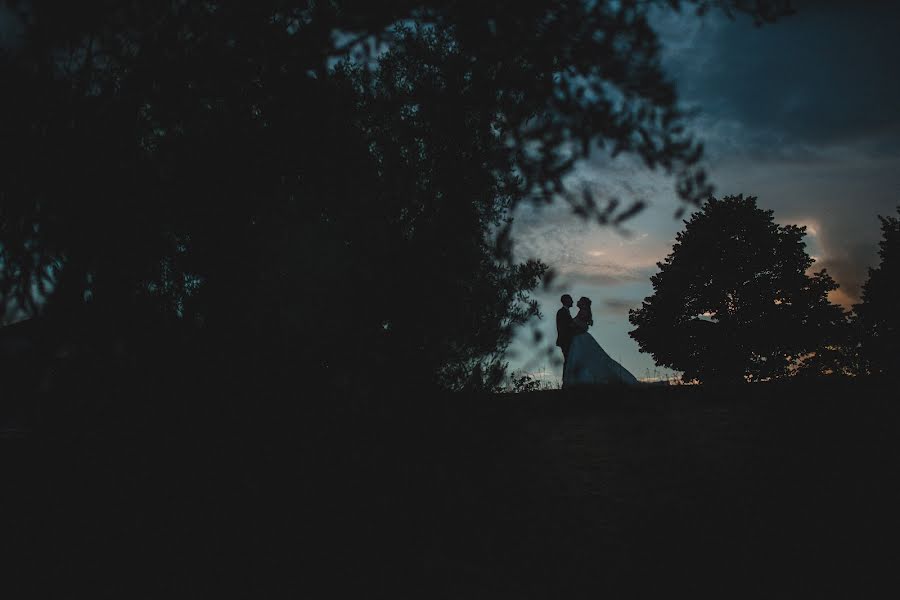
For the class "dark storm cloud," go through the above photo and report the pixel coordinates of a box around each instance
[659,3,900,161]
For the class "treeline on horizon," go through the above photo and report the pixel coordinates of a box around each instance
[3,1,896,403]
[626,195,899,385]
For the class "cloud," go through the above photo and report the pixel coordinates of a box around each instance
[814,243,877,305]
[655,4,900,163]
[601,298,640,316]
[827,288,857,310]
[557,261,645,287]
[511,201,669,290]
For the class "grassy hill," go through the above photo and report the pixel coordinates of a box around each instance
[4,377,899,597]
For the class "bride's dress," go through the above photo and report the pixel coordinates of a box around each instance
[564,330,639,386]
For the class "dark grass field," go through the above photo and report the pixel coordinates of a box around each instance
[4,377,900,597]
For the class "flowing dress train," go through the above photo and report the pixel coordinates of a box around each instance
[564,331,639,386]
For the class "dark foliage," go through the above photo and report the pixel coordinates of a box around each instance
[855,207,900,375]
[0,1,794,392]
[628,195,846,383]
[791,311,867,379]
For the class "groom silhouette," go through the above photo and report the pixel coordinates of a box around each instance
[556,294,575,377]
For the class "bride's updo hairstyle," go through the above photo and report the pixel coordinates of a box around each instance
[577,297,593,326]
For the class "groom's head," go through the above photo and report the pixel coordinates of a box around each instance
[560,294,573,308]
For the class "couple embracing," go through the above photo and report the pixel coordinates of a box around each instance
[555,294,639,387]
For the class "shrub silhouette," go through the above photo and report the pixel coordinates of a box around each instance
[629,195,846,384]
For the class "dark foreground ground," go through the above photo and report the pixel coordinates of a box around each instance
[4,378,900,598]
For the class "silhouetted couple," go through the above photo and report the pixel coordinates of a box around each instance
[556,294,638,387]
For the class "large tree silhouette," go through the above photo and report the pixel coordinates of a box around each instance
[0,1,794,391]
[629,195,845,384]
[854,207,900,375]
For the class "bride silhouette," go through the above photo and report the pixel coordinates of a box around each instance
[564,297,639,387]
